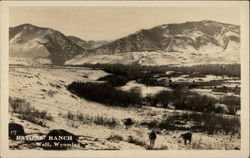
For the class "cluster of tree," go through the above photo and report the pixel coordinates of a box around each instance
[146,89,240,115]
[84,63,240,88]
[67,82,142,107]
[86,63,240,78]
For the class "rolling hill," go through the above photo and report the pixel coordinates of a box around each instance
[9,20,240,65]
[86,20,240,55]
[67,20,240,65]
[9,24,86,64]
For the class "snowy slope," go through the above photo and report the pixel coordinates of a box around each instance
[9,24,86,64]
[10,20,240,66]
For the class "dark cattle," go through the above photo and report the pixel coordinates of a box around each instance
[148,131,157,149]
[123,118,134,129]
[9,123,25,140]
[180,132,192,145]
[41,129,83,150]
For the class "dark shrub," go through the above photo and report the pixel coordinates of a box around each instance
[107,134,123,142]
[158,112,240,135]
[42,129,82,150]
[151,90,173,108]
[219,96,240,115]
[98,75,129,86]
[212,86,240,95]
[151,89,218,113]
[151,88,240,115]
[182,93,217,112]
[9,123,25,140]
[144,64,240,78]
[140,120,159,129]
[127,136,145,147]
[84,63,146,79]
[83,63,240,79]
[9,97,52,126]
[67,82,142,107]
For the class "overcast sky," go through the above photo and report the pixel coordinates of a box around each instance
[10,7,240,41]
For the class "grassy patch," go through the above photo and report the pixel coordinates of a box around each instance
[127,135,146,147]
[188,139,240,150]
[145,145,169,150]
[140,119,159,129]
[213,86,240,95]
[62,111,119,128]
[147,112,240,135]
[41,89,57,97]
[49,83,62,89]
[107,134,124,142]
[93,115,118,127]
[66,120,80,128]
[9,97,52,126]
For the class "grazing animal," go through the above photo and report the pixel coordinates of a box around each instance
[123,118,134,129]
[41,129,84,150]
[148,131,157,149]
[180,132,192,145]
[9,123,25,140]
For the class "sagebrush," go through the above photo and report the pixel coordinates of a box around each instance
[9,97,52,126]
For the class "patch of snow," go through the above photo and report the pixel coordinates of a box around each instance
[119,80,171,97]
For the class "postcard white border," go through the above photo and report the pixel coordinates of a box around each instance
[0,1,249,158]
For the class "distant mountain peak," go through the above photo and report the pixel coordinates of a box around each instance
[9,20,240,65]
[200,20,218,23]
[9,24,86,64]
[85,20,239,55]
[13,23,35,27]
[67,35,109,49]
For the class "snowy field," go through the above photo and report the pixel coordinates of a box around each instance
[9,65,240,150]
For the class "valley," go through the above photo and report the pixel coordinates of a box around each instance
[9,64,240,150]
[8,20,241,150]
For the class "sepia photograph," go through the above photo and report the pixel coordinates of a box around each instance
[0,1,249,158]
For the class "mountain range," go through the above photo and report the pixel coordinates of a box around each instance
[9,20,240,65]
[67,36,109,50]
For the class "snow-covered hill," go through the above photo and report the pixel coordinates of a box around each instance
[10,20,240,66]
[67,36,109,49]
[9,24,86,64]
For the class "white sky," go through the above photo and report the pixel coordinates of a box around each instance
[10,7,240,41]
